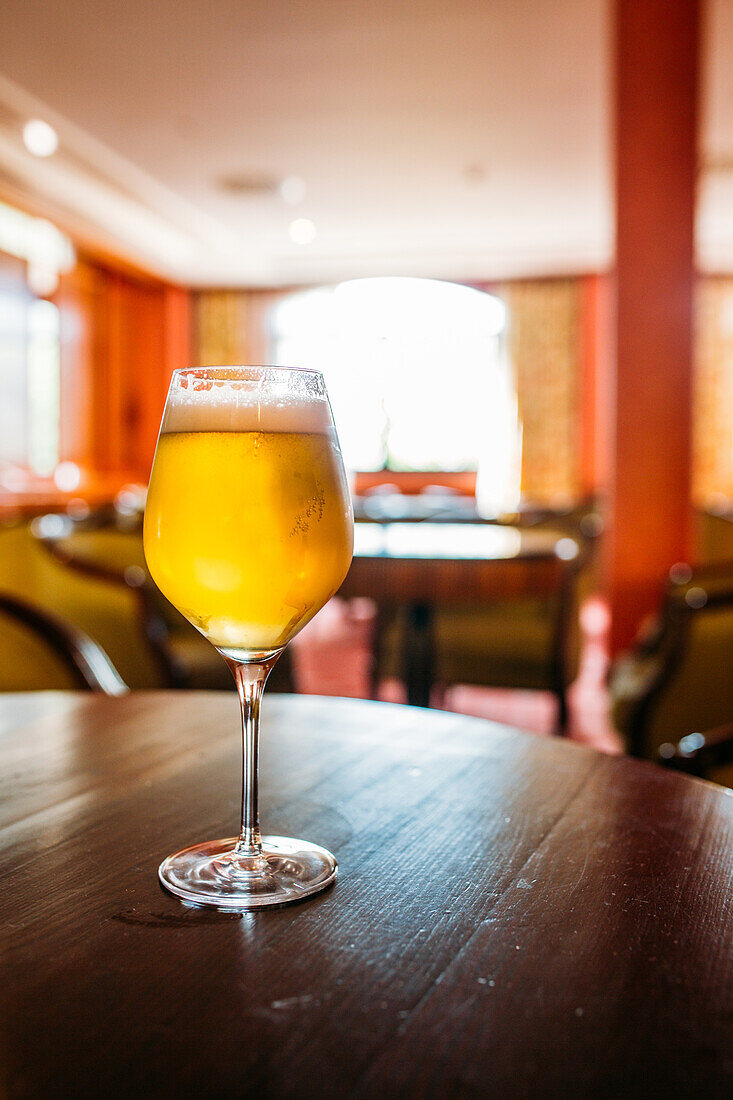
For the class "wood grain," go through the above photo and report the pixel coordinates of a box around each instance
[1,692,731,1099]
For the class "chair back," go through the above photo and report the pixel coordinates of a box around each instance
[0,592,127,694]
[0,517,167,689]
[620,565,733,758]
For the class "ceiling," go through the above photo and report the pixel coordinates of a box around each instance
[0,1,730,287]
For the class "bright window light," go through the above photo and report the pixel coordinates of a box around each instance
[0,201,75,276]
[271,277,521,511]
[0,295,62,481]
[288,218,316,244]
[27,300,61,476]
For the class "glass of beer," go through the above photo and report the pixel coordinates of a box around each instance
[144,366,353,908]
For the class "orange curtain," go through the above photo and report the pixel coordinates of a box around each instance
[194,288,286,367]
[501,278,582,504]
[693,277,733,504]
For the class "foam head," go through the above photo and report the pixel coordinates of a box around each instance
[161,366,333,434]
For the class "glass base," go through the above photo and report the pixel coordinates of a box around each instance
[158,835,338,910]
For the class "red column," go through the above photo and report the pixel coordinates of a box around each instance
[608,0,699,652]
[579,274,613,498]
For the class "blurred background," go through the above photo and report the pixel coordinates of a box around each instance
[1,0,732,779]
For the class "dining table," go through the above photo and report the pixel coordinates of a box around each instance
[1,690,731,1098]
[339,522,579,706]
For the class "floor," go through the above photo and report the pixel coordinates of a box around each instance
[291,595,624,755]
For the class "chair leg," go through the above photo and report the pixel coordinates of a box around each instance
[369,603,387,700]
[405,602,433,708]
[555,686,570,736]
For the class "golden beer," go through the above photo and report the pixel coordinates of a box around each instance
[144,426,353,654]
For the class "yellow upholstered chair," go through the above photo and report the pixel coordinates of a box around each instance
[0,518,165,689]
[0,591,127,693]
[610,563,733,759]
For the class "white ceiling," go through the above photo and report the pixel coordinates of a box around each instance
[0,0,730,287]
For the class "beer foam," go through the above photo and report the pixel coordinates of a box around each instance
[162,391,333,435]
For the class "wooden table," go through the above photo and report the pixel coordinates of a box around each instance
[340,523,578,707]
[2,692,732,1098]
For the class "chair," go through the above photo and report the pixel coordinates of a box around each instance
[435,551,584,732]
[372,536,589,733]
[0,592,127,694]
[0,517,166,689]
[610,563,733,759]
[657,724,733,788]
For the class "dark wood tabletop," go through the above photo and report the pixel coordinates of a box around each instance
[2,691,732,1099]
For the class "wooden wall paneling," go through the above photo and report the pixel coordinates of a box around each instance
[58,259,118,476]
[128,281,192,479]
[56,261,192,484]
[106,273,127,474]
[163,286,192,380]
[127,280,164,478]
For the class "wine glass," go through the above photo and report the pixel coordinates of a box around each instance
[144,366,354,908]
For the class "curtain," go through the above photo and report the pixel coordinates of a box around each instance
[694,278,733,504]
[501,278,581,504]
[194,289,286,367]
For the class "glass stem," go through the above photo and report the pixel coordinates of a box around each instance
[225,653,280,860]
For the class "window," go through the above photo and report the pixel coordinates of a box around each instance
[27,299,61,476]
[0,276,61,482]
[271,277,522,513]
[0,202,73,489]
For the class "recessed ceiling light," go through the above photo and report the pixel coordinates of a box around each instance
[280,176,306,205]
[464,162,487,183]
[23,119,58,158]
[289,218,316,244]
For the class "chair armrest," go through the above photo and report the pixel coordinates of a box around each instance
[0,592,128,696]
